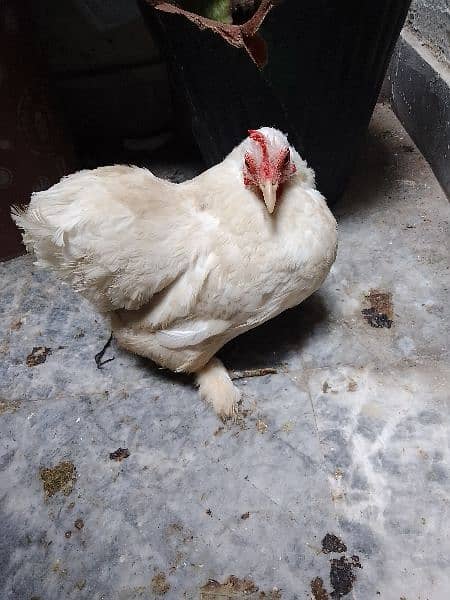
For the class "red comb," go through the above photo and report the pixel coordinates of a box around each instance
[248,129,269,160]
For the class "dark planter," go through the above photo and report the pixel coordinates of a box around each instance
[139,0,411,203]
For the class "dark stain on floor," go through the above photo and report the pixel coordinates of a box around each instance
[0,398,20,415]
[311,577,329,600]
[362,290,393,329]
[151,572,170,595]
[26,346,52,367]
[39,461,76,497]
[329,555,362,599]
[321,533,347,554]
[109,447,130,461]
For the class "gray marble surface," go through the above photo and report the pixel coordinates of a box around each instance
[1,104,449,600]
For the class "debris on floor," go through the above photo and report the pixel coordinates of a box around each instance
[361,290,393,329]
[200,575,281,599]
[151,572,170,595]
[321,533,347,554]
[109,447,130,461]
[26,346,52,367]
[329,555,362,598]
[39,461,76,497]
[0,398,20,415]
[310,577,329,600]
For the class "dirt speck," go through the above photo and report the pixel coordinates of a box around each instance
[0,398,20,415]
[51,560,67,577]
[347,379,358,392]
[74,518,84,530]
[200,576,281,599]
[26,346,52,367]
[241,511,250,520]
[311,577,329,600]
[151,572,170,595]
[322,381,330,393]
[281,421,294,433]
[321,533,347,554]
[109,447,130,461]
[64,530,72,539]
[259,591,282,599]
[74,579,86,591]
[362,290,393,329]
[200,576,258,598]
[206,508,213,517]
[40,461,76,497]
[10,319,23,331]
[256,419,268,434]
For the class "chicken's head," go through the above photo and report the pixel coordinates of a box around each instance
[243,128,297,213]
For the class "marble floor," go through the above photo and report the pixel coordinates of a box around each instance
[1,104,449,600]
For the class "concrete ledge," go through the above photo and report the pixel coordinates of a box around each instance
[386,29,450,197]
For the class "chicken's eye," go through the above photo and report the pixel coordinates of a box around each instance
[282,150,290,166]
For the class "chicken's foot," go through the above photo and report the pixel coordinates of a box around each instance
[196,357,240,420]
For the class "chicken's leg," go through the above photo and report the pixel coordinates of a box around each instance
[195,357,240,420]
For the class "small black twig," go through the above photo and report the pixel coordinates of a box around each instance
[95,333,115,369]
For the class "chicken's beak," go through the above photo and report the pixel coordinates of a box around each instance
[260,181,278,214]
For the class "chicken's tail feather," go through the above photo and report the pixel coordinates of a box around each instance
[11,204,66,266]
[196,357,240,420]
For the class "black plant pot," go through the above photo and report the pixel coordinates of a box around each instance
[139,0,411,204]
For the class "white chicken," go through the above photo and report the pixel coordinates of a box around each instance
[12,127,337,419]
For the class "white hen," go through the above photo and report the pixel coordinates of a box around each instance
[12,127,337,418]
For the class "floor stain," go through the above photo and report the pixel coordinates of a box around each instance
[347,379,358,392]
[281,421,294,433]
[26,346,52,367]
[9,319,23,331]
[151,572,170,595]
[40,461,76,497]
[0,398,20,415]
[51,560,68,577]
[256,419,268,434]
[311,577,329,600]
[321,534,347,554]
[74,518,84,530]
[362,290,393,329]
[200,576,280,599]
[329,555,362,598]
[109,448,130,461]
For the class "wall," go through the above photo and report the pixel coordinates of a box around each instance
[406,0,449,63]
[386,0,450,197]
